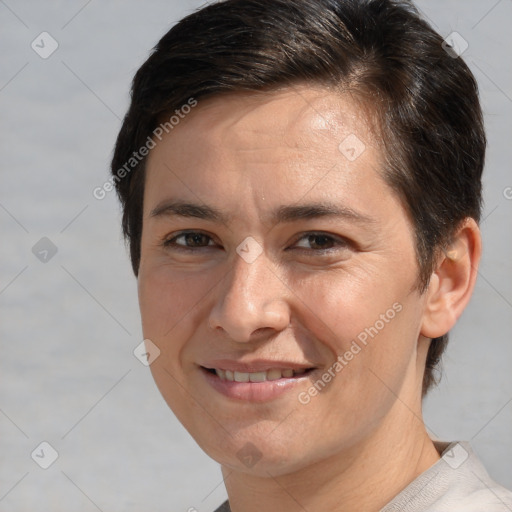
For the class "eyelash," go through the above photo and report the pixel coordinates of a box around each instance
[162,230,350,254]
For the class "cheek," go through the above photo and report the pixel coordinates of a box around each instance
[287,265,406,351]
[137,264,215,426]
[288,269,421,416]
[138,264,211,338]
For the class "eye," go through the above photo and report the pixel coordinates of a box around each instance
[163,231,217,250]
[292,232,349,252]
[162,230,350,255]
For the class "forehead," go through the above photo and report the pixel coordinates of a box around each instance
[146,87,380,178]
[143,85,402,229]
[164,86,376,156]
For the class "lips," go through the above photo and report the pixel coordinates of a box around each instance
[213,368,308,382]
[201,359,315,373]
[199,360,317,401]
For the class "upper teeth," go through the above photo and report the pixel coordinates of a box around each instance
[214,368,307,382]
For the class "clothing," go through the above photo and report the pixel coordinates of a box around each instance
[213,442,512,512]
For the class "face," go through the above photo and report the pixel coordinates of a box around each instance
[138,86,430,476]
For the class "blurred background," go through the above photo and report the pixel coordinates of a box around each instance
[1,1,511,510]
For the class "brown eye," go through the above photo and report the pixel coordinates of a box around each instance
[293,233,347,251]
[181,233,212,247]
[306,234,335,250]
[164,231,215,249]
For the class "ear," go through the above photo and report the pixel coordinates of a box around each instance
[420,218,481,338]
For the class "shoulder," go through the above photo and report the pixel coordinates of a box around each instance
[383,442,512,512]
[428,482,512,511]
[433,441,512,511]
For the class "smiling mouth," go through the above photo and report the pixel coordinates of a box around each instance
[202,367,315,382]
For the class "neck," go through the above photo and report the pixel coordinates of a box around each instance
[222,401,440,512]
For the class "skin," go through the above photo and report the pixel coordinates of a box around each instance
[138,85,481,512]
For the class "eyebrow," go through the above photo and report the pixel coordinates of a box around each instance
[273,204,375,225]
[150,201,228,223]
[149,200,376,225]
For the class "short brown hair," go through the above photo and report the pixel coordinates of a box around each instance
[111,0,486,395]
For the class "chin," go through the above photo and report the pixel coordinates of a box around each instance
[194,429,319,477]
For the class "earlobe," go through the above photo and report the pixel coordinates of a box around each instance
[420,218,481,339]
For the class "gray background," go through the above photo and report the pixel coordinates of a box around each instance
[0,1,511,511]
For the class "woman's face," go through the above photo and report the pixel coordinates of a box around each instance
[138,86,430,476]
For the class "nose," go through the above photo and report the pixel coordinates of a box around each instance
[208,250,291,342]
